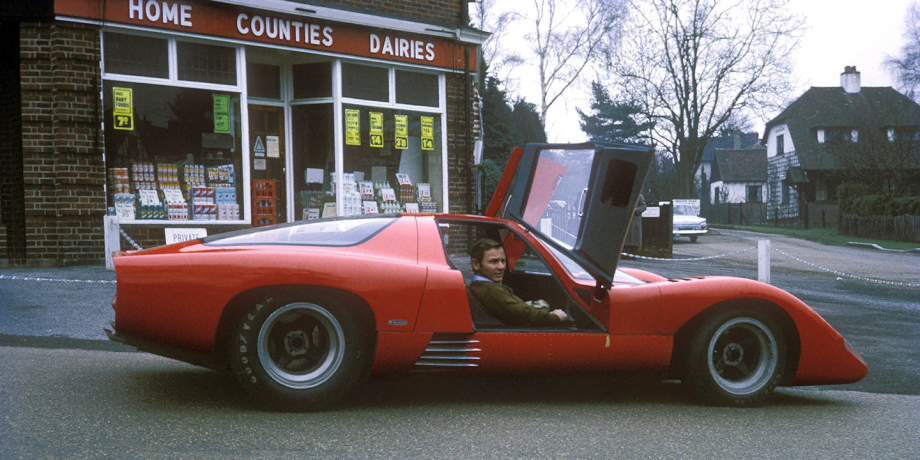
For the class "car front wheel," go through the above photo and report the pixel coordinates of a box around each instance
[230,297,371,411]
[684,309,786,406]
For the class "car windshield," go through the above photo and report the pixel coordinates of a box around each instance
[203,216,395,246]
[535,232,645,285]
[674,205,696,216]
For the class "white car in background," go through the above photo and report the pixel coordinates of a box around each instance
[673,204,707,243]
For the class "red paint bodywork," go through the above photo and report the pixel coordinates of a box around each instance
[113,214,867,387]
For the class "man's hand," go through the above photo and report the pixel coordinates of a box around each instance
[551,309,568,321]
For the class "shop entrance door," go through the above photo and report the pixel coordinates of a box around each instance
[248,105,286,225]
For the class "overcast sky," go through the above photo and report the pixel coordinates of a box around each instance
[504,0,917,142]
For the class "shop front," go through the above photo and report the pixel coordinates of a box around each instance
[0,0,486,266]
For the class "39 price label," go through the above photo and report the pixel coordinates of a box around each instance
[394,115,408,150]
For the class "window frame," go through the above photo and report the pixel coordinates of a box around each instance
[100,28,250,226]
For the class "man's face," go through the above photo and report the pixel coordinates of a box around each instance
[473,247,506,283]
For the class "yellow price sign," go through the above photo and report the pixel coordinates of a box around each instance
[420,116,434,151]
[394,114,408,150]
[113,87,134,131]
[369,112,384,148]
[345,109,361,146]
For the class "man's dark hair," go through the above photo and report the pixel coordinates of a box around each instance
[470,238,503,263]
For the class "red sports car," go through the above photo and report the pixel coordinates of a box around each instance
[108,143,867,410]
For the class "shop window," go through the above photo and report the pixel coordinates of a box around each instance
[293,62,332,99]
[177,41,237,85]
[292,104,335,220]
[340,104,443,216]
[395,70,439,107]
[342,63,388,102]
[103,81,243,222]
[247,63,281,99]
[103,32,168,78]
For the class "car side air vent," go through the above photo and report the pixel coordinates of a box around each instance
[413,333,480,369]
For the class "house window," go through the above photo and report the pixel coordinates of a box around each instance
[782,183,791,205]
[747,185,763,203]
[775,134,784,155]
[815,177,827,202]
[817,128,825,143]
[825,128,856,143]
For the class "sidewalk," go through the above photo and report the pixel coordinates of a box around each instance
[673,229,920,285]
[0,265,115,341]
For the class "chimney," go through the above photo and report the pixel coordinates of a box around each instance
[841,66,861,93]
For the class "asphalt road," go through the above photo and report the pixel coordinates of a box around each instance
[1,346,918,459]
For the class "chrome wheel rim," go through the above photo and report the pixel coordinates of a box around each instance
[257,303,345,389]
[707,317,778,395]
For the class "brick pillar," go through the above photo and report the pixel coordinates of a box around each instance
[20,21,105,267]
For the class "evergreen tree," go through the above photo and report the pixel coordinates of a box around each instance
[577,81,651,145]
[477,73,546,208]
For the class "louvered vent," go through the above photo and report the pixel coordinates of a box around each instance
[413,334,480,368]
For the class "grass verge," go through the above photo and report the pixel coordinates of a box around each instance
[710,224,920,250]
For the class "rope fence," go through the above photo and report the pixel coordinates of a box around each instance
[623,244,918,288]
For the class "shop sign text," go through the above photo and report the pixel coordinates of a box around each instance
[369,34,435,62]
[129,0,193,27]
[236,14,333,47]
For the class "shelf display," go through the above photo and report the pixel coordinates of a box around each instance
[107,160,240,221]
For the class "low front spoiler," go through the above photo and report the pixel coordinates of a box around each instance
[105,325,224,371]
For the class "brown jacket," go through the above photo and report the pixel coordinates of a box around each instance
[468,281,564,326]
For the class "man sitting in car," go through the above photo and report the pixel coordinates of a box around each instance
[468,238,568,326]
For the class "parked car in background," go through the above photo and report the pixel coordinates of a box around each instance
[673,204,707,242]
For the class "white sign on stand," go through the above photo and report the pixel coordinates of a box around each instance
[165,228,207,244]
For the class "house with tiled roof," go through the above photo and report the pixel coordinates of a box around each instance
[709,147,768,204]
[696,131,761,192]
[763,67,920,225]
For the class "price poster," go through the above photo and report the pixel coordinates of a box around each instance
[363,201,379,214]
[417,183,431,199]
[113,87,134,130]
[395,173,412,186]
[322,202,337,218]
[394,115,408,149]
[345,109,361,145]
[420,116,434,151]
[212,94,231,133]
[381,188,397,202]
[369,112,384,148]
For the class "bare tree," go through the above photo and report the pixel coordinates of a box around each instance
[886,1,920,101]
[470,0,525,87]
[526,0,627,125]
[612,0,804,198]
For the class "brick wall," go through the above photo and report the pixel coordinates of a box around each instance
[445,72,472,214]
[1,22,25,265]
[19,21,106,267]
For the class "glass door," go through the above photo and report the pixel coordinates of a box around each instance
[248,105,286,225]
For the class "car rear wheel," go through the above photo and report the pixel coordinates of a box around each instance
[684,309,786,406]
[230,297,371,411]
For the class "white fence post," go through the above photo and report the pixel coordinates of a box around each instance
[104,216,120,271]
[758,239,771,284]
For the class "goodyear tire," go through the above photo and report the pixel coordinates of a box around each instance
[230,297,371,411]
[684,309,786,406]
